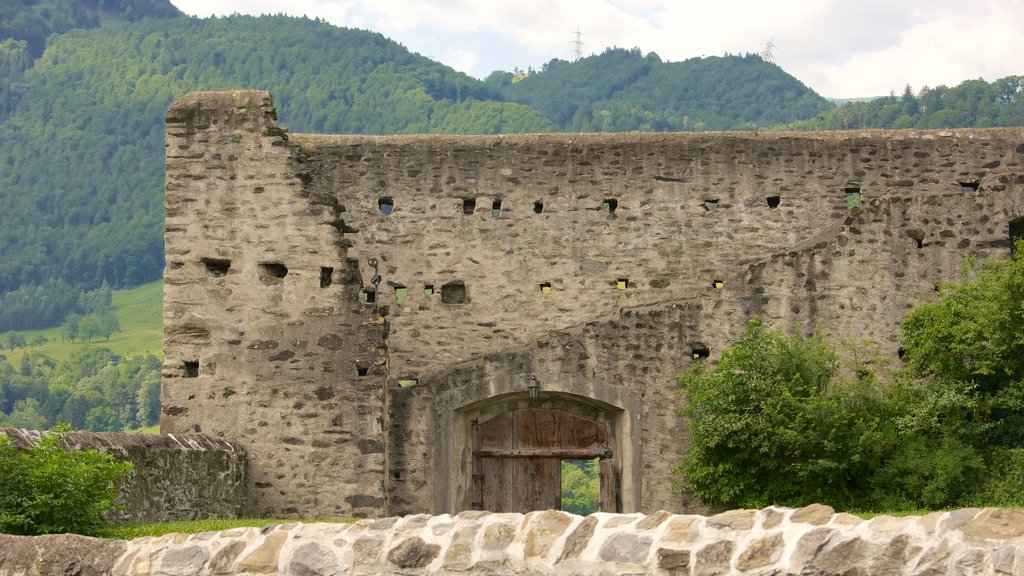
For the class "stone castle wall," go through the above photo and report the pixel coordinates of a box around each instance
[0,428,248,523]
[162,90,1024,518]
[5,507,1024,575]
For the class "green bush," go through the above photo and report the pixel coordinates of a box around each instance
[676,319,888,509]
[0,425,133,535]
[676,318,989,511]
[970,448,1024,507]
[561,459,599,515]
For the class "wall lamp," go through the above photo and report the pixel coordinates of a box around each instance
[528,374,540,399]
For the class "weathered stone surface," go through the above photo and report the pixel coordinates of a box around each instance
[963,508,1024,540]
[790,503,835,525]
[811,536,868,574]
[558,515,597,561]
[237,530,289,573]
[0,533,126,576]
[208,540,246,574]
[791,526,835,567]
[992,544,1018,575]
[386,536,440,569]
[522,510,573,558]
[736,533,783,570]
[692,540,733,576]
[442,524,480,570]
[759,506,785,530]
[634,509,671,530]
[656,548,692,574]
[869,533,920,574]
[661,516,701,543]
[4,508,1024,576]
[351,536,384,566]
[287,542,342,576]
[157,545,210,576]
[597,532,652,564]
[481,520,516,552]
[707,508,756,531]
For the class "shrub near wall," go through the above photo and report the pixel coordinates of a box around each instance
[0,426,131,535]
[0,428,249,524]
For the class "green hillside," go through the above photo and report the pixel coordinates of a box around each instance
[781,80,1024,130]
[0,281,162,432]
[0,0,182,115]
[490,49,833,131]
[3,280,161,363]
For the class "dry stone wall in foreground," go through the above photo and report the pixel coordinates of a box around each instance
[4,507,1024,575]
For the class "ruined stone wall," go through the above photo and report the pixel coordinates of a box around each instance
[0,428,247,523]
[162,91,387,518]
[6,507,1024,575]
[163,90,1024,518]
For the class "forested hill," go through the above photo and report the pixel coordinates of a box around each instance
[0,0,182,115]
[487,49,833,131]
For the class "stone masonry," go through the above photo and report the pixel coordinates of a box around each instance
[0,428,248,522]
[5,507,1024,575]
[162,90,1024,518]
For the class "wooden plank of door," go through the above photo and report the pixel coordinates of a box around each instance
[599,458,618,513]
[518,456,561,512]
[481,456,518,512]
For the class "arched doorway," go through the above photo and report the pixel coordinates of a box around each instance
[470,407,618,513]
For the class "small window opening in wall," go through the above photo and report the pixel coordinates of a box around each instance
[602,199,618,214]
[704,199,719,212]
[491,199,503,218]
[378,196,394,215]
[691,343,711,360]
[397,378,419,388]
[363,288,376,304]
[183,360,199,378]
[320,267,334,288]
[766,195,781,209]
[959,180,980,193]
[712,279,724,289]
[844,186,861,208]
[616,278,629,290]
[423,284,435,296]
[462,197,476,215]
[260,262,288,279]
[201,257,231,277]
[540,282,552,294]
[441,281,467,304]
[356,365,369,377]
[394,285,408,304]
[1010,218,1024,255]
[534,200,544,214]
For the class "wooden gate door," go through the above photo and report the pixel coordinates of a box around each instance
[472,408,611,513]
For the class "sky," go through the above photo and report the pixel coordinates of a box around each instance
[169,0,1023,99]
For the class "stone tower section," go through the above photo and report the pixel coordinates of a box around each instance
[162,91,387,518]
[164,90,1024,518]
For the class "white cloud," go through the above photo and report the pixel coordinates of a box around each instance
[169,0,1024,98]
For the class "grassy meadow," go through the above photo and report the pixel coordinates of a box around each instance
[4,280,162,363]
